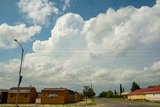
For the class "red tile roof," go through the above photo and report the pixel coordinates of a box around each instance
[129,85,160,95]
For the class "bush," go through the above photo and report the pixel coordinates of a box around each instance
[83,88,95,98]
[99,90,116,98]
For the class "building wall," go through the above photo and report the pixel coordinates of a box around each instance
[0,92,8,103]
[128,94,145,100]
[41,90,79,104]
[66,93,75,103]
[7,93,30,103]
[146,93,160,101]
[7,88,36,104]
[41,91,67,104]
[128,93,160,101]
[75,92,82,102]
[29,88,37,103]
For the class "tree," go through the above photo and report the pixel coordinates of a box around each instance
[99,91,107,98]
[99,90,114,98]
[87,88,96,98]
[131,82,140,92]
[122,87,125,92]
[106,90,114,98]
[148,85,155,88]
[83,88,95,98]
[114,90,117,96]
[120,84,122,96]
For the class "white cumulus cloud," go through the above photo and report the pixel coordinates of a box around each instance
[1,0,160,91]
[18,0,59,25]
[0,23,41,49]
[62,0,72,11]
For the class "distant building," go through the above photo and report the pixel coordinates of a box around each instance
[41,88,76,104]
[7,87,37,104]
[121,92,130,99]
[0,89,8,103]
[75,91,83,102]
[128,85,160,101]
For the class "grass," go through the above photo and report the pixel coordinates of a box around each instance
[0,99,96,107]
[109,98,126,100]
[110,97,160,104]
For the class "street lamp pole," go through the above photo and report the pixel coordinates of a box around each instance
[14,39,24,107]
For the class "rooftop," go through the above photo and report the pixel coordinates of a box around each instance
[8,87,35,93]
[42,88,75,94]
[42,88,67,91]
[0,89,9,92]
[129,85,160,95]
[10,87,34,90]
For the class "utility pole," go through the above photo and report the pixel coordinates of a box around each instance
[14,39,24,107]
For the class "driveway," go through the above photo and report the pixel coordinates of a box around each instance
[95,98,160,107]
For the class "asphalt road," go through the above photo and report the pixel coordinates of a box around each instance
[95,98,160,107]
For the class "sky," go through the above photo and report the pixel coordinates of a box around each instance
[0,0,160,94]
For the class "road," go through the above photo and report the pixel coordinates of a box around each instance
[95,98,160,107]
[0,99,159,107]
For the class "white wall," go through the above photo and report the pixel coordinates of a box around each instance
[146,93,160,101]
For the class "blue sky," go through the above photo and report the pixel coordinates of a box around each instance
[0,0,160,93]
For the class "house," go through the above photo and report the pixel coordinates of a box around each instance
[41,88,75,104]
[121,92,130,99]
[0,89,8,103]
[7,87,37,104]
[128,85,160,101]
[75,91,82,102]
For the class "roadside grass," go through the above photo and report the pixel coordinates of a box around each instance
[131,99,160,104]
[110,98,160,104]
[100,97,160,104]
[110,98,126,100]
[0,99,96,107]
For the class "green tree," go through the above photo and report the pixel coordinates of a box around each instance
[87,88,95,98]
[114,90,117,96]
[120,84,122,96]
[99,90,114,98]
[83,88,95,98]
[131,82,140,92]
[83,90,88,98]
[122,87,125,92]
[106,90,114,98]
[99,91,107,98]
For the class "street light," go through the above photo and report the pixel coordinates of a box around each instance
[14,39,24,107]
